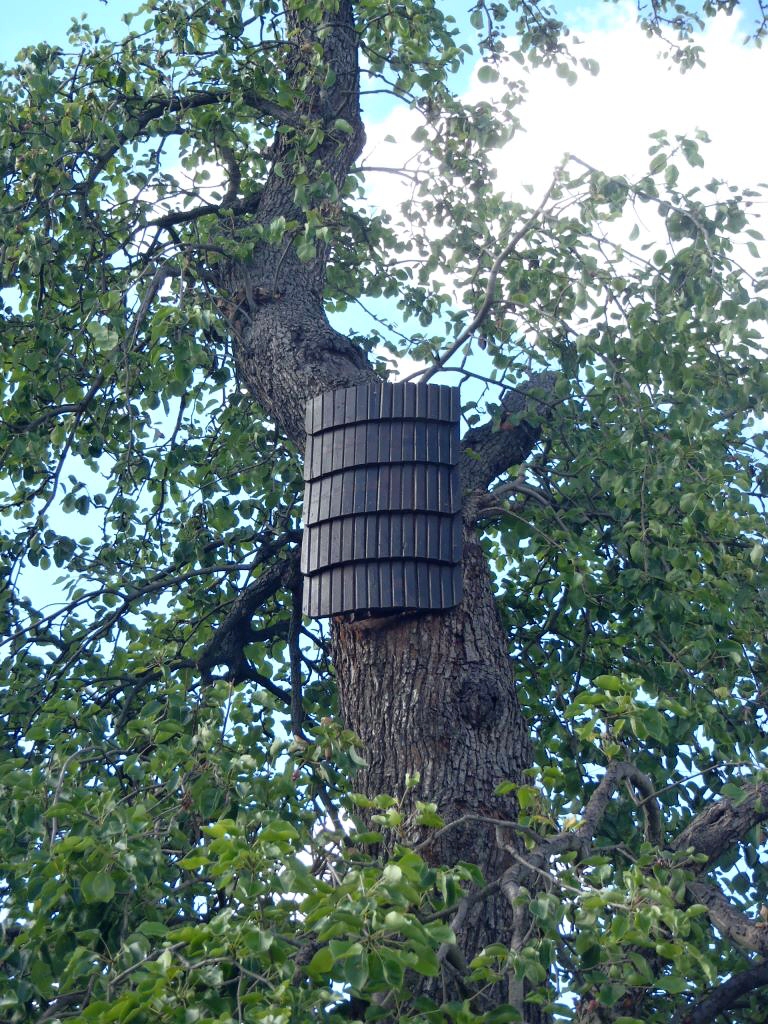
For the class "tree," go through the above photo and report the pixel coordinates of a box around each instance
[2,0,768,1021]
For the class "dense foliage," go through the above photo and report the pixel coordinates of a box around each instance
[2,1,768,1022]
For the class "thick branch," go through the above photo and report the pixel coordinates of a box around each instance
[576,760,662,848]
[686,880,768,956]
[197,548,300,681]
[289,581,306,738]
[660,781,768,992]
[673,780,768,866]
[146,190,262,231]
[683,960,768,1024]
[460,371,559,499]
[85,86,300,192]
[499,762,660,912]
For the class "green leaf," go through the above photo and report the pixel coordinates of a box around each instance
[343,955,369,990]
[721,782,747,804]
[259,819,300,843]
[484,1008,522,1023]
[598,982,627,1006]
[307,946,335,977]
[80,871,115,904]
[659,974,688,994]
[477,65,499,84]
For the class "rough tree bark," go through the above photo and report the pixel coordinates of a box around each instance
[218,0,547,1012]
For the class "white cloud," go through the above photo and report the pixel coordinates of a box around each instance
[487,6,768,195]
[362,5,767,211]
[352,4,768,381]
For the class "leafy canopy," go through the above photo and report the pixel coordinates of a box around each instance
[1,1,768,1022]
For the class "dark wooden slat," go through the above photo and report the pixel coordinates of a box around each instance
[403,420,415,462]
[377,514,389,559]
[355,562,367,609]
[365,466,378,513]
[350,423,365,469]
[319,572,331,618]
[403,560,418,607]
[304,420,459,481]
[341,514,354,563]
[417,561,430,606]
[401,514,414,558]
[300,526,311,574]
[367,561,380,608]
[432,562,444,606]
[303,559,464,616]
[392,382,404,419]
[415,383,426,419]
[331,520,342,569]
[302,575,314,617]
[426,463,438,510]
[392,422,403,465]
[401,463,414,509]
[354,383,368,422]
[367,385,380,421]
[377,462,391,509]
[365,514,378,559]
[339,469,354,517]
[304,465,461,521]
[318,476,330,523]
[441,514,460,562]
[320,389,330,434]
[333,387,346,429]
[418,513,430,560]
[302,381,463,617]
[353,515,366,563]
[343,564,356,613]
[449,465,460,510]
[392,559,405,606]
[388,510,402,557]
[428,512,438,561]
[353,466,367,514]
[414,463,427,509]
[450,386,461,421]
[305,393,319,433]
[344,383,356,428]
[379,561,393,608]
[437,422,449,465]
[329,566,340,616]
[366,421,379,464]
[403,382,417,418]
[304,513,461,567]
[438,384,451,421]
[415,420,427,461]
[313,432,325,479]
[380,381,394,419]
[328,475,342,520]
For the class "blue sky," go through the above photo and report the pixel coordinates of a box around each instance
[4,0,767,376]
[3,1,130,62]
[4,0,765,59]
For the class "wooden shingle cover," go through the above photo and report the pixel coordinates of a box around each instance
[301,381,463,617]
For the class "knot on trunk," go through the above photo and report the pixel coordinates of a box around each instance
[458,667,500,728]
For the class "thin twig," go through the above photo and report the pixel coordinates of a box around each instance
[417,164,564,384]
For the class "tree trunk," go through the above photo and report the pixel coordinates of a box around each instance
[333,532,532,1005]
[223,0,544,1011]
